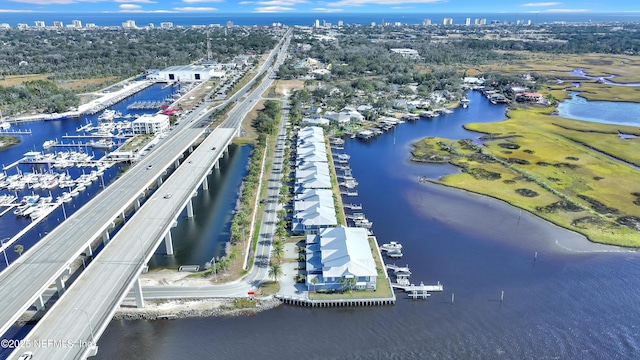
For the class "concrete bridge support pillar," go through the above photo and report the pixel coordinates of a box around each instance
[202,177,209,191]
[84,245,93,257]
[157,177,163,186]
[121,211,126,224]
[134,198,141,211]
[134,278,145,308]
[186,199,194,218]
[56,269,69,295]
[189,146,194,153]
[223,146,228,156]
[213,159,219,170]
[34,295,45,311]
[102,230,110,246]
[165,231,174,256]
[174,159,180,168]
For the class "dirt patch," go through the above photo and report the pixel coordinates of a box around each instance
[463,167,501,180]
[537,200,583,213]
[468,153,497,163]
[498,142,521,150]
[516,189,539,197]
[554,162,579,170]
[617,216,640,231]
[593,176,605,181]
[565,156,580,161]
[572,216,609,229]
[523,149,535,154]
[577,194,620,215]
[503,179,516,184]
[507,158,531,165]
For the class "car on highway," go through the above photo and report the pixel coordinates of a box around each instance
[164,193,172,199]
[146,165,153,170]
[211,147,217,150]
[18,352,33,360]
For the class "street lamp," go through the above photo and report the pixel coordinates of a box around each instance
[1,237,10,267]
[75,307,95,345]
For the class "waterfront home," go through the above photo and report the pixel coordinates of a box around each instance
[302,117,330,126]
[292,206,337,235]
[516,92,544,103]
[305,226,377,291]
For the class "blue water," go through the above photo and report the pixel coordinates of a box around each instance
[5,12,640,28]
[148,144,252,269]
[557,92,640,126]
[92,90,640,359]
[0,83,182,269]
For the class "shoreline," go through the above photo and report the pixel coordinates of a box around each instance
[415,178,629,254]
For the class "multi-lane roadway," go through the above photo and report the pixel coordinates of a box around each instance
[4,29,291,359]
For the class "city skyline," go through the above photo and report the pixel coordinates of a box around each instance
[1,0,639,14]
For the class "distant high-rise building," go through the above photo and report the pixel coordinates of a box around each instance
[314,19,320,28]
[34,21,45,28]
[442,18,453,25]
[337,20,344,27]
[72,19,82,28]
[226,20,234,28]
[53,21,64,29]
[122,20,137,29]
[161,22,173,29]
[0,23,10,29]
[394,22,402,27]
[465,17,471,26]
[475,18,487,25]
[85,23,96,28]
[148,23,155,28]
[422,18,431,26]
[17,23,28,29]
[370,21,376,27]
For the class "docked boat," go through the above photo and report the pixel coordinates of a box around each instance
[380,241,403,252]
[42,140,56,149]
[89,138,115,150]
[460,98,471,108]
[99,109,116,122]
[0,121,10,130]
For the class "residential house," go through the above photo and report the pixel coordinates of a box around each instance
[306,226,378,291]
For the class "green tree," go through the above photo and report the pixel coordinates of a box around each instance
[14,244,23,257]
[310,277,319,293]
[268,262,283,283]
[271,240,284,261]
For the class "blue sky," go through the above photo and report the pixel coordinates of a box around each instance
[1,0,638,14]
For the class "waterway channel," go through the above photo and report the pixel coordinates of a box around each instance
[92,90,640,359]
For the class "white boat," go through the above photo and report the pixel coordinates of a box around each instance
[70,188,80,197]
[381,241,403,252]
[75,184,86,192]
[98,109,116,122]
[0,121,10,130]
[42,140,56,149]
[89,139,115,150]
[337,154,351,161]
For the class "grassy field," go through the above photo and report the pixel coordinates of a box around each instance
[470,52,640,102]
[411,105,640,247]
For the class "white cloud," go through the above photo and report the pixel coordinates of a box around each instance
[391,5,415,8]
[311,7,343,12]
[326,0,443,7]
[173,6,218,10]
[254,5,295,11]
[182,0,224,3]
[239,1,253,3]
[258,0,306,5]
[521,2,561,6]
[0,8,33,12]
[544,8,591,12]
[119,3,142,10]
[114,0,156,3]
[9,0,76,4]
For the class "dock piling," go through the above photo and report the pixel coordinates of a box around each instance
[500,290,504,302]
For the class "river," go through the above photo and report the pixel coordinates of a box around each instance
[91,90,640,359]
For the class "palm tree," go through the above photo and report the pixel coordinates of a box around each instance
[268,262,283,283]
[14,244,23,257]
[310,277,318,293]
[271,240,284,261]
